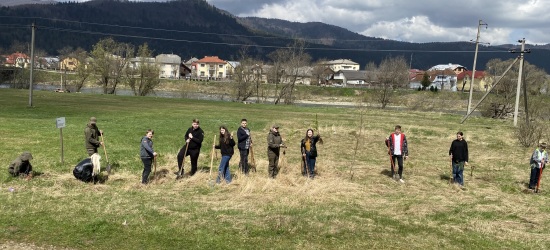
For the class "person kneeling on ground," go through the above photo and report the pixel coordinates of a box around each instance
[529,142,548,189]
[214,126,235,184]
[8,152,34,180]
[141,129,158,184]
[73,153,101,183]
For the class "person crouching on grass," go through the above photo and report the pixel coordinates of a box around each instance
[385,125,409,183]
[301,129,322,179]
[449,131,468,186]
[214,126,235,184]
[140,129,157,184]
[529,142,548,190]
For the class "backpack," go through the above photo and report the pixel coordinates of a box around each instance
[73,158,94,182]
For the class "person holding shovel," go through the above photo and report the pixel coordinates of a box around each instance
[237,119,252,175]
[385,125,409,183]
[177,119,204,176]
[140,129,158,184]
[267,124,285,179]
[301,129,322,179]
[213,126,235,184]
[449,131,468,186]
[529,142,548,190]
[84,117,104,156]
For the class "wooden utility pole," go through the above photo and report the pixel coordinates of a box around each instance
[29,22,36,107]
[467,20,487,114]
[513,39,526,127]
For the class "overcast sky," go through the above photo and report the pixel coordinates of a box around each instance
[49,0,550,45]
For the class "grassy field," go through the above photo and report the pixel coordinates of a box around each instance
[0,88,549,249]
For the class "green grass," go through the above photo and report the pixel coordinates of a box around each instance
[0,88,549,249]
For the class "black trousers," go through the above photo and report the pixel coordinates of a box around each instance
[391,155,404,178]
[239,149,249,174]
[141,158,152,184]
[177,147,200,175]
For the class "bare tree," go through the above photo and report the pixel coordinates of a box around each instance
[74,50,91,92]
[311,58,330,86]
[231,47,255,102]
[126,43,160,96]
[373,56,409,108]
[90,38,134,94]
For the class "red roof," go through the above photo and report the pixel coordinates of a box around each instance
[457,71,487,80]
[196,56,227,64]
[3,52,30,64]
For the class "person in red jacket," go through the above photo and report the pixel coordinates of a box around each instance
[385,125,409,183]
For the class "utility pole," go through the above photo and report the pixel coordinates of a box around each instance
[513,39,526,127]
[467,20,487,114]
[29,22,36,107]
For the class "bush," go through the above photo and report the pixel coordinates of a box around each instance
[515,120,545,147]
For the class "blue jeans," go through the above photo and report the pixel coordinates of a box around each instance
[452,161,465,186]
[302,151,316,178]
[217,155,232,184]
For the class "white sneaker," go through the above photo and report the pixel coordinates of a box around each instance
[399,179,405,183]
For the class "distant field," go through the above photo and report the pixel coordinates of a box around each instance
[0,88,548,249]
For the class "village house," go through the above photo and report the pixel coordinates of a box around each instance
[428,63,467,75]
[3,52,30,68]
[196,56,228,80]
[333,70,368,87]
[456,71,493,92]
[409,69,457,90]
[323,59,360,72]
[128,57,156,70]
[156,54,181,79]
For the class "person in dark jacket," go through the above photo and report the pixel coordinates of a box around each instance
[237,119,252,175]
[8,152,34,180]
[177,119,204,176]
[267,124,285,178]
[301,129,322,179]
[84,117,104,156]
[385,125,409,183]
[529,142,548,189]
[449,131,469,186]
[140,129,158,184]
[213,126,236,184]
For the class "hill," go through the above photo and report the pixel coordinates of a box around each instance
[0,0,549,72]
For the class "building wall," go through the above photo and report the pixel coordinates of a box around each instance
[329,63,359,72]
[198,62,227,79]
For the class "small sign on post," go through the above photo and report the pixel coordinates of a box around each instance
[56,117,66,163]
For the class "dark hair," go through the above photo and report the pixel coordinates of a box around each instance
[219,126,230,144]
[192,119,200,124]
[241,119,247,122]
[395,125,401,130]
[457,131,463,136]
[304,128,323,145]
[146,129,154,135]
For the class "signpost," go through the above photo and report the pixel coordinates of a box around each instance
[56,117,66,163]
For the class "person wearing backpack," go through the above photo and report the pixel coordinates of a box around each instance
[301,129,322,179]
[529,142,549,189]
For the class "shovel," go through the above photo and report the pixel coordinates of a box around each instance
[176,143,189,178]
[100,132,112,174]
[250,145,256,173]
[153,156,157,183]
[449,157,453,184]
[207,135,216,188]
[536,158,545,193]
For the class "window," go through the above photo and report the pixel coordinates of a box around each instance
[218,72,223,77]
[200,71,205,77]
[219,64,223,68]
[201,64,205,68]
[161,71,165,75]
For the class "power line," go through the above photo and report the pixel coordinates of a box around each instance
[34,25,509,53]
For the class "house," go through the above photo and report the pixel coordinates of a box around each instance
[156,54,181,79]
[428,63,467,75]
[180,63,192,79]
[333,70,368,87]
[37,57,59,69]
[226,61,240,80]
[456,71,493,92]
[3,52,30,68]
[196,56,228,80]
[128,57,155,70]
[409,69,457,90]
[323,59,360,72]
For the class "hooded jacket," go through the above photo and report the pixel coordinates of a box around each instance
[8,152,33,176]
[215,136,236,156]
[85,123,101,150]
[385,133,408,157]
[184,126,204,150]
[267,130,283,154]
[140,136,154,159]
[237,127,251,150]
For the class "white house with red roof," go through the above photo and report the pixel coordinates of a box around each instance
[196,56,230,80]
[3,52,30,68]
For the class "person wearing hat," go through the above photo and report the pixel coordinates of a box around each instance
[8,152,34,180]
[267,124,285,178]
[529,142,549,189]
[85,117,104,156]
[449,131,468,186]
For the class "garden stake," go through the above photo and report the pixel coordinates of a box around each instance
[207,135,216,188]
[302,146,309,178]
[100,132,112,174]
[536,158,544,193]
[250,145,256,173]
[153,156,157,183]
[449,157,453,184]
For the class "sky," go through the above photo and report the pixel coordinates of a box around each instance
[46,0,550,45]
